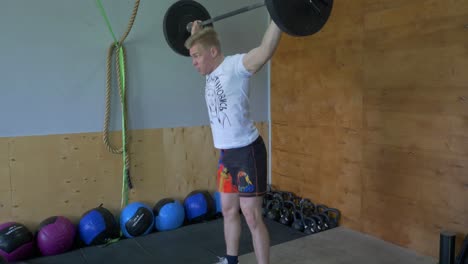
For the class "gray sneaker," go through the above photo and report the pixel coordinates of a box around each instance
[213,256,239,264]
[213,257,228,264]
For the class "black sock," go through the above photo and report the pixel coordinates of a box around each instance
[226,255,238,264]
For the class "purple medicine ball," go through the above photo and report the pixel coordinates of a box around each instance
[36,216,76,256]
[0,222,35,262]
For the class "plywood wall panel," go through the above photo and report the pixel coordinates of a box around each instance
[0,138,10,191]
[1,123,268,230]
[0,137,11,223]
[9,134,123,227]
[271,0,365,234]
[364,86,468,116]
[0,138,12,223]
[125,128,167,206]
[161,126,218,201]
[271,122,363,228]
[271,0,468,258]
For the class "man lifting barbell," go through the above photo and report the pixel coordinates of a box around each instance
[185,19,281,264]
[163,1,334,263]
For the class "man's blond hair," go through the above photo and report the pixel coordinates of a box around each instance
[184,26,221,51]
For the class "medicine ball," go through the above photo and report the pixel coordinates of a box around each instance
[36,216,76,256]
[79,205,120,246]
[153,198,185,231]
[183,190,216,223]
[0,222,35,262]
[120,202,154,238]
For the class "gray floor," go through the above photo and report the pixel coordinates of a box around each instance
[12,218,437,264]
[239,227,437,264]
[15,217,306,264]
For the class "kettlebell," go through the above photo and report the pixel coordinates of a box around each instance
[291,196,302,208]
[311,214,325,232]
[279,201,295,226]
[282,191,295,202]
[300,198,316,218]
[264,191,282,216]
[303,216,318,235]
[317,212,330,230]
[291,209,305,232]
[262,192,274,216]
[272,192,284,202]
[266,199,282,221]
[323,208,341,228]
[315,204,328,214]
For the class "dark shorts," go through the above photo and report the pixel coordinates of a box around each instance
[216,136,267,197]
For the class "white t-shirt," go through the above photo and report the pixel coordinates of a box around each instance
[204,54,259,149]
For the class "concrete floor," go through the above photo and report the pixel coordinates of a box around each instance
[239,227,437,264]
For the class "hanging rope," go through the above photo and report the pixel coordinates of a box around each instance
[96,0,141,209]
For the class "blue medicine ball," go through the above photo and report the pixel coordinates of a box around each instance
[183,190,216,223]
[213,191,222,217]
[79,205,119,246]
[153,198,185,231]
[120,202,154,238]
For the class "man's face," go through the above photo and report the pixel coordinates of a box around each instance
[189,43,213,76]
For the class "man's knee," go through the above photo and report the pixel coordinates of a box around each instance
[221,193,240,218]
[240,200,263,229]
[222,204,240,218]
[245,210,261,229]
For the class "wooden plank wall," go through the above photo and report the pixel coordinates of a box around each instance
[362,0,468,257]
[271,0,365,231]
[271,0,468,258]
[0,123,268,230]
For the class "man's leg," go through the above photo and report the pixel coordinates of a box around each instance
[221,193,241,258]
[217,149,241,261]
[240,196,270,264]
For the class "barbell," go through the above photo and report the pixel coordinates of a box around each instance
[163,0,334,56]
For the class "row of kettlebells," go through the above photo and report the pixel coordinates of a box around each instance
[262,189,341,235]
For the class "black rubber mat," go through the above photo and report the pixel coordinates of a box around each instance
[134,226,219,264]
[14,249,87,264]
[180,216,254,256]
[16,217,306,264]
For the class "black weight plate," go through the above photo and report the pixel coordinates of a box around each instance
[163,0,212,56]
[266,0,333,36]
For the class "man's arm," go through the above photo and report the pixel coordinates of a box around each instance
[243,20,282,74]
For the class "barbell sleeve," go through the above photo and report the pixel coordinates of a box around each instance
[186,2,266,32]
